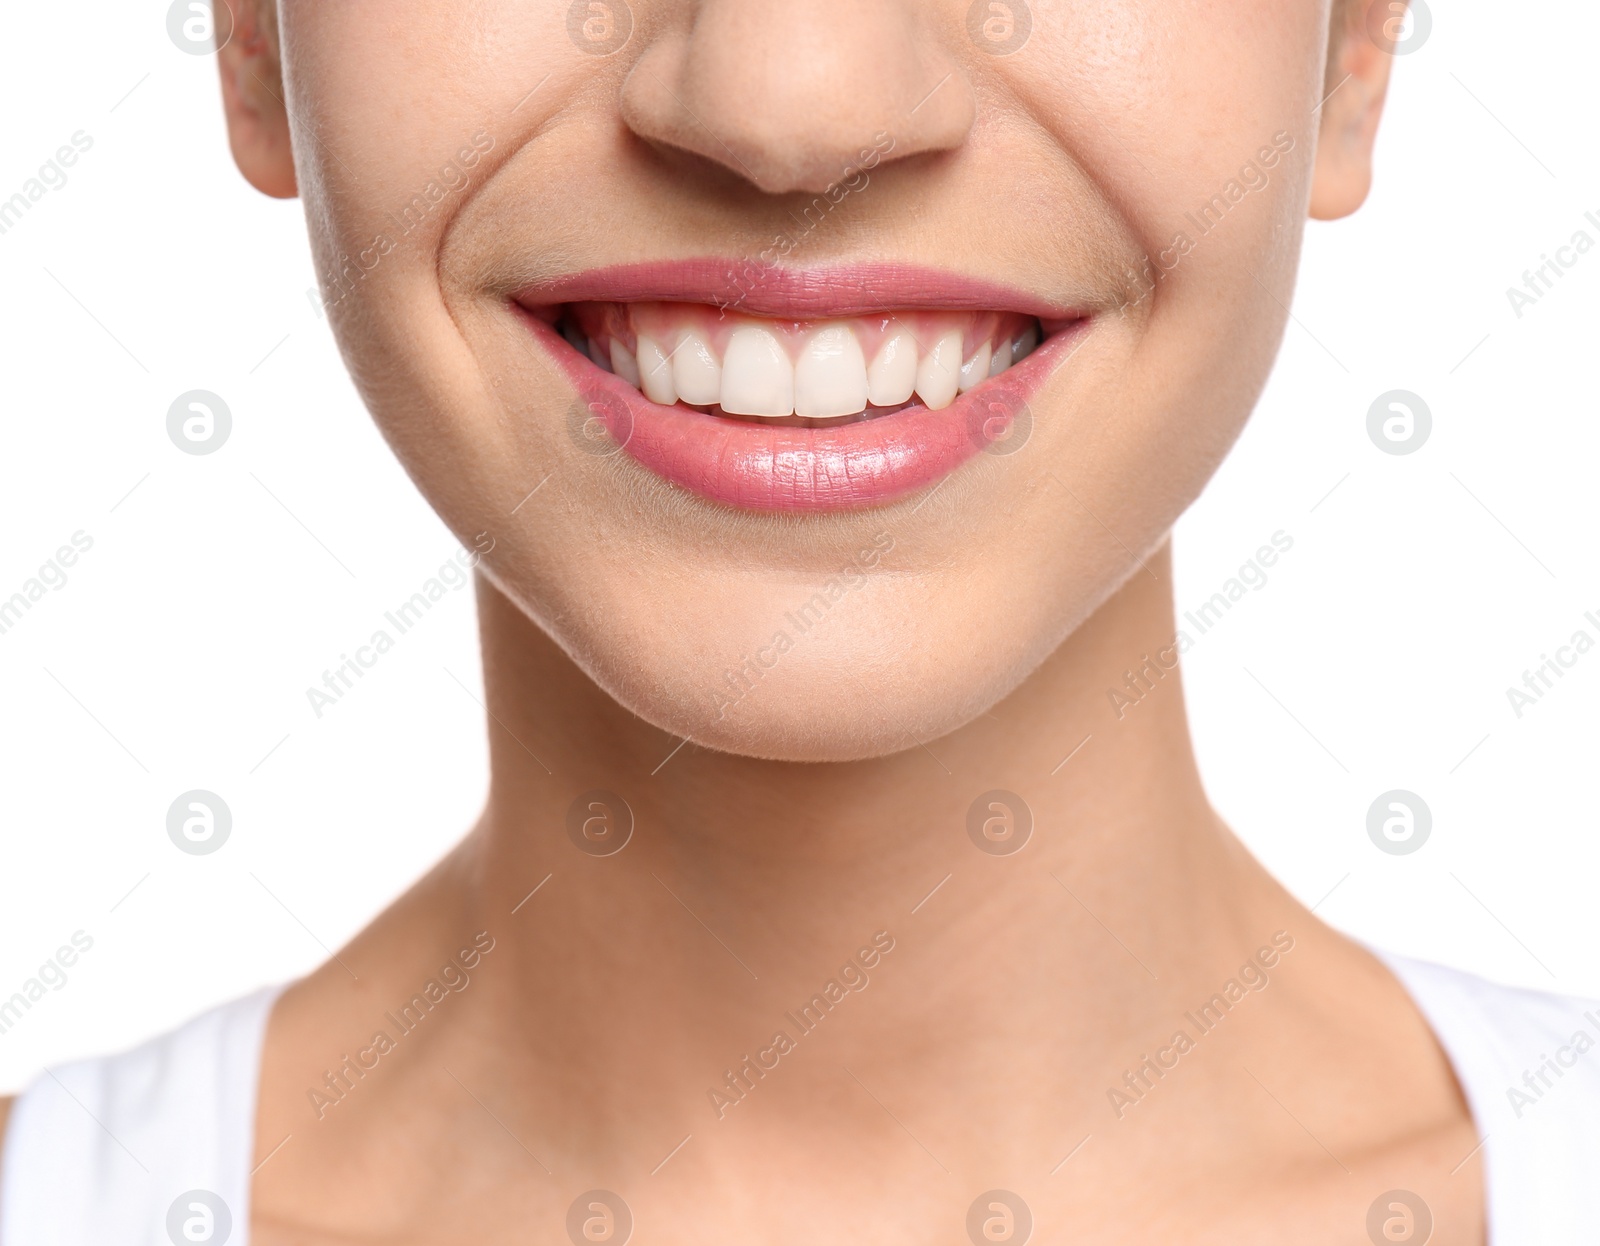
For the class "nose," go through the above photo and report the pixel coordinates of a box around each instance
[619,0,977,195]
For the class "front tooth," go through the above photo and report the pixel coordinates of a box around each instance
[988,339,1013,377]
[672,330,721,406]
[795,324,869,419]
[637,335,678,405]
[721,325,794,417]
[609,339,640,388]
[867,327,918,407]
[915,330,963,410]
[958,343,992,393]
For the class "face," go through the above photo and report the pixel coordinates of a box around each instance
[227,0,1387,762]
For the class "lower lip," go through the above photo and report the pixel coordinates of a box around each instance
[523,312,1085,512]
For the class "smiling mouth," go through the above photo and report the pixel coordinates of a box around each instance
[554,302,1043,428]
[513,262,1089,512]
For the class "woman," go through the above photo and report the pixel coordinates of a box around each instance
[3,0,1595,1241]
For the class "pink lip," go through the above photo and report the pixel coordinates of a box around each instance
[514,260,1082,324]
[513,262,1089,513]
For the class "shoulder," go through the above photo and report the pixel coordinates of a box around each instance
[1375,949,1600,1241]
[1378,949,1600,1083]
[0,986,281,1243]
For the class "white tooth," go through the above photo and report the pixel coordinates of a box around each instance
[988,339,1013,377]
[609,339,640,388]
[1013,322,1040,360]
[866,327,918,407]
[915,330,963,410]
[720,325,795,417]
[958,342,992,393]
[587,338,611,372]
[672,329,721,406]
[637,335,678,405]
[794,324,869,419]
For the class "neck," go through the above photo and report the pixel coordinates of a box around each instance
[432,540,1301,1159]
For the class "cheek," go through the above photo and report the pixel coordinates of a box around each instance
[1016,0,1322,299]
[965,0,1325,480]
[281,0,582,294]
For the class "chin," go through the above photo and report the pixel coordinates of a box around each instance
[494,559,1084,764]
[600,639,1022,765]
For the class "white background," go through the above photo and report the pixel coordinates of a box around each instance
[1,1,1597,1094]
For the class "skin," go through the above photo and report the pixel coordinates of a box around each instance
[4,0,1487,1241]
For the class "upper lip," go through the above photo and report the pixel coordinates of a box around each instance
[512,258,1086,322]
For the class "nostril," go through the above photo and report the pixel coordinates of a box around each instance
[617,6,976,196]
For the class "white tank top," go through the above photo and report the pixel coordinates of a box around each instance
[3,954,1598,1243]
